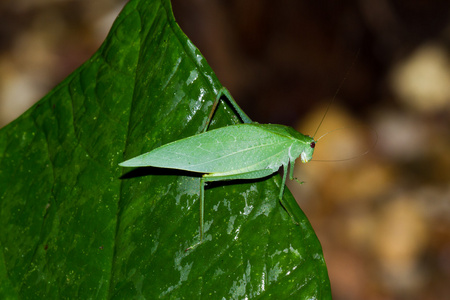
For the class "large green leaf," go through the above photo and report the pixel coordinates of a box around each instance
[0,0,331,298]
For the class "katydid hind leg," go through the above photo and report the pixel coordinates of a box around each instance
[201,87,253,133]
[200,177,205,242]
[185,177,206,251]
[219,87,253,124]
[187,169,275,251]
[202,92,221,133]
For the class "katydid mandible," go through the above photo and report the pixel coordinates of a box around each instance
[119,87,317,247]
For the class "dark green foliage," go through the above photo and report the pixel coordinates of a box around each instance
[0,0,331,298]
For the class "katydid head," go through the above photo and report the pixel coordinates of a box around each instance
[299,136,316,163]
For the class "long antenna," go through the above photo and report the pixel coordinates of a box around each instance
[313,126,378,162]
[313,50,360,139]
[311,127,378,162]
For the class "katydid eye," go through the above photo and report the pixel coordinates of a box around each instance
[310,142,315,148]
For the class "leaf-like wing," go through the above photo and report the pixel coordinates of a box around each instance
[121,124,294,173]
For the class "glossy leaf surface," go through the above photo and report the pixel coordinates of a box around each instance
[0,0,331,298]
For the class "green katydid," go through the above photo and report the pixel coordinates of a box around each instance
[120,87,318,248]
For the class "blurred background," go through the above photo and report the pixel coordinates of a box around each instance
[1,0,449,299]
